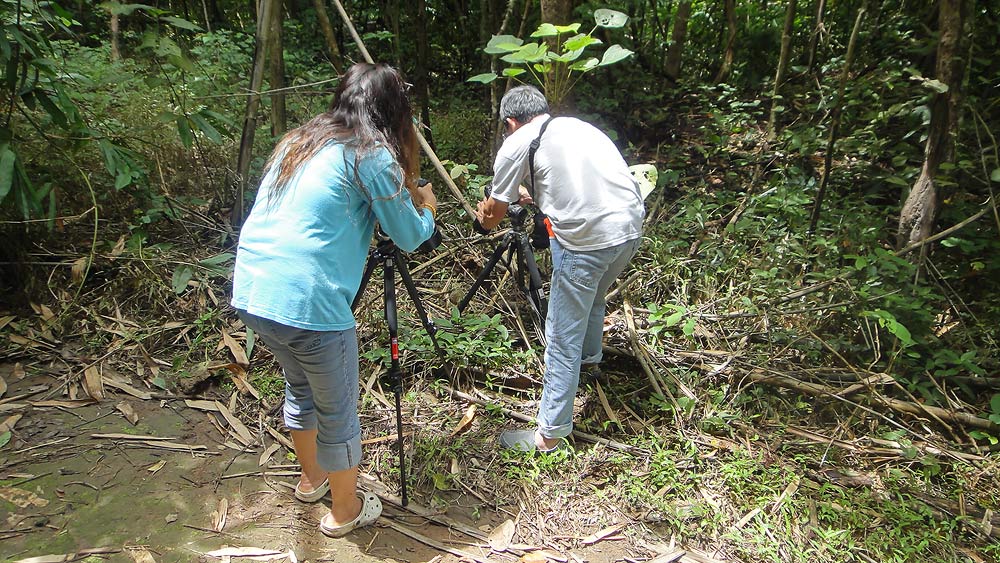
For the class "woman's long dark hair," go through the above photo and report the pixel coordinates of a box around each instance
[263,62,419,205]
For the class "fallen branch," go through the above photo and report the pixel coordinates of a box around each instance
[749,371,999,433]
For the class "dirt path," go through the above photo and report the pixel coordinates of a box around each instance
[1,365,639,563]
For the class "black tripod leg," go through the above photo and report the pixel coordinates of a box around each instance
[457,233,517,313]
[382,258,408,507]
[393,252,445,359]
[352,249,382,312]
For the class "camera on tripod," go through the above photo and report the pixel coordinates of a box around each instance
[473,185,550,249]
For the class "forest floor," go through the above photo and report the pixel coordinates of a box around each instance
[0,354,690,563]
[1,212,999,563]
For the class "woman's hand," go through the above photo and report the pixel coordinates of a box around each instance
[412,181,437,210]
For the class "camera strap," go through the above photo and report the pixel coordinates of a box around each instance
[528,116,555,194]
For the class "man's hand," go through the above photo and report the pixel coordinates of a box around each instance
[475,197,508,232]
[517,185,533,206]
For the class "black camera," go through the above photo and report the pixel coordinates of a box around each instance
[473,185,549,249]
[415,178,442,253]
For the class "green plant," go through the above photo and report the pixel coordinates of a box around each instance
[468,9,633,109]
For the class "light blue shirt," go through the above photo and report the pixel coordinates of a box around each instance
[231,143,435,331]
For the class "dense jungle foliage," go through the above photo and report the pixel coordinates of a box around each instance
[1,0,999,561]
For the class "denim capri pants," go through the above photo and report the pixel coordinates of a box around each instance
[237,310,362,472]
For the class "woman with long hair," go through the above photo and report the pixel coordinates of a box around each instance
[231,63,437,537]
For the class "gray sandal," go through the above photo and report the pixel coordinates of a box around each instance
[499,429,569,453]
[319,491,382,538]
[294,478,330,503]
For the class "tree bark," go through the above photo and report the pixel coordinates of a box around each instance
[664,0,692,81]
[232,0,276,226]
[110,12,121,62]
[312,0,343,74]
[414,0,433,148]
[897,0,966,254]
[268,0,286,136]
[766,0,798,140]
[714,0,736,83]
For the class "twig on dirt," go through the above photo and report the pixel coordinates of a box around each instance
[378,517,498,563]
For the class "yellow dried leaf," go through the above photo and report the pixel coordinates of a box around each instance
[0,375,6,398]
[222,331,249,366]
[581,523,625,545]
[12,362,25,380]
[449,403,477,437]
[128,547,158,563]
[0,486,49,508]
[147,460,166,473]
[71,257,90,283]
[487,519,516,552]
[83,366,105,400]
[116,401,139,425]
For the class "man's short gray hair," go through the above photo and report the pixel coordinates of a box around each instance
[499,85,549,123]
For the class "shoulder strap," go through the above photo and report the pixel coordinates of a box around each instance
[528,117,554,192]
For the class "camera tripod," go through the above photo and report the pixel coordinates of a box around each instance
[460,204,548,346]
[352,236,443,507]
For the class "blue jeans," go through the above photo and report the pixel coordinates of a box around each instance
[537,236,641,439]
[237,310,362,472]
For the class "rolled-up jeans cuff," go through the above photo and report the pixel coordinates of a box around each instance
[536,420,573,441]
[581,352,602,365]
[317,432,362,472]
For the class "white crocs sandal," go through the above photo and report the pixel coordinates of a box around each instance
[319,491,382,538]
[295,478,330,503]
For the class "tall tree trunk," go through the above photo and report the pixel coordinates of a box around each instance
[312,0,343,73]
[233,0,276,226]
[766,0,798,140]
[714,0,736,83]
[268,0,286,136]
[200,0,213,32]
[492,0,519,149]
[806,0,826,72]
[110,13,121,62]
[414,0,433,148]
[540,0,575,110]
[809,2,866,233]
[897,0,966,254]
[664,0,692,81]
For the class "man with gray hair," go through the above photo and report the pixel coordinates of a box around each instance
[475,85,645,452]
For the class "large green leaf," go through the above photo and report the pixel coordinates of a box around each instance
[990,168,1000,182]
[569,57,599,72]
[501,68,526,78]
[563,34,601,52]
[501,43,548,64]
[160,16,202,31]
[597,44,634,67]
[176,116,193,148]
[531,23,580,38]
[551,48,585,63]
[189,112,222,144]
[484,35,524,54]
[0,144,15,201]
[468,72,498,83]
[172,266,194,294]
[594,9,628,28]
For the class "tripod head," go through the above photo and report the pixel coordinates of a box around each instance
[473,185,531,235]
